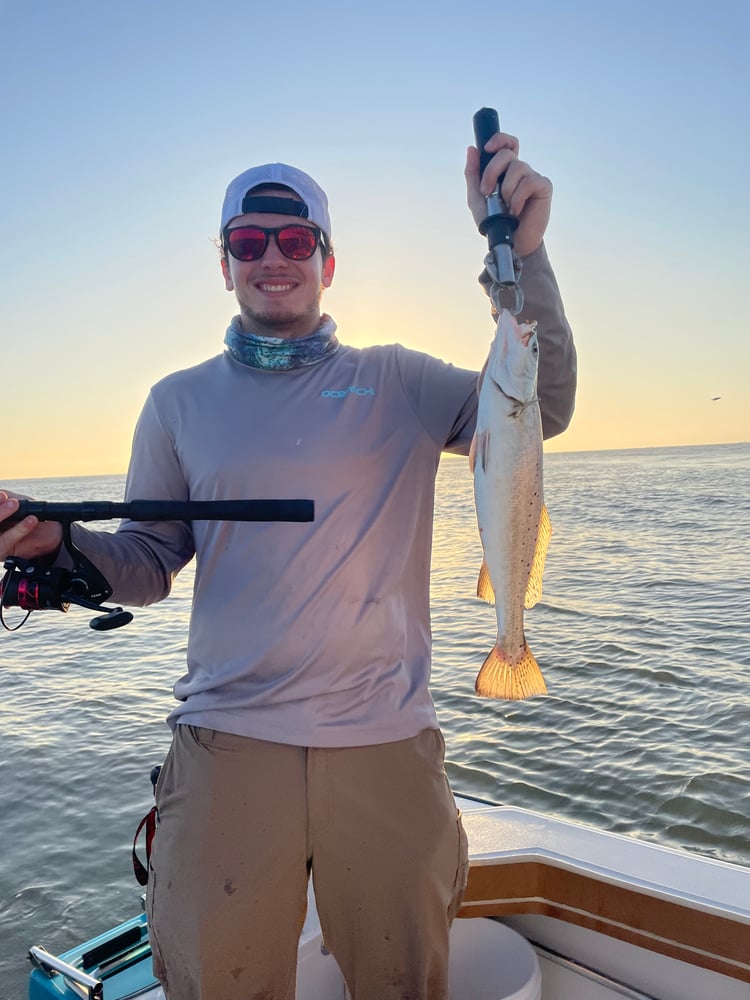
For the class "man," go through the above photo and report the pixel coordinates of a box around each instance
[0,128,576,999]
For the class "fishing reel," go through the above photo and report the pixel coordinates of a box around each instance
[0,496,314,634]
[0,524,133,632]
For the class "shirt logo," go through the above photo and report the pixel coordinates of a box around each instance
[321,386,376,398]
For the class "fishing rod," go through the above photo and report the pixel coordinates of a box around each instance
[1,498,314,633]
[473,107,523,313]
[4,498,313,525]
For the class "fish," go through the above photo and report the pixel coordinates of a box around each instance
[469,307,551,700]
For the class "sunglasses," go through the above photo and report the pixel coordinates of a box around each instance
[223,224,327,262]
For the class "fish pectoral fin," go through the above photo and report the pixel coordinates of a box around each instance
[469,429,490,474]
[524,504,552,610]
[476,560,495,604]
[474,643,548,701]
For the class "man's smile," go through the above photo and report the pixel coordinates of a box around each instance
[256,280,297,294]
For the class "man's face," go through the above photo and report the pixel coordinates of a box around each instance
[221,190,335,339]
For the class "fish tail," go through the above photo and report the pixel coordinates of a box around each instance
[474,643,548,701]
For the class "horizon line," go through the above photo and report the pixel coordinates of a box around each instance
[4,441,748,483]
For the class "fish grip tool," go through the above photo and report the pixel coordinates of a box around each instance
[1,498,314,632]
[473,107,523,314]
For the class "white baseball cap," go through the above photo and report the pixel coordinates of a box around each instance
[220,163,332,243]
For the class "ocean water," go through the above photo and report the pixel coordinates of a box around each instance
[1,443,749,997]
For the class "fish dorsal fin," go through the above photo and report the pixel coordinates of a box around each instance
[524,504,551,609]
[477,559,495,605]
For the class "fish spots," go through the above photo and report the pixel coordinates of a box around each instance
[224,878,238,896]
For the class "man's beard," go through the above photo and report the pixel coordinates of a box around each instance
[239,289,323,338]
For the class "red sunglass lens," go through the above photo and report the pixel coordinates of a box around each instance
[276,226,319,259]
[227,228,267,261]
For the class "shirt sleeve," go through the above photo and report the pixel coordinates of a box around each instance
[69,389,196,606]
[393,345,479,456]
[394,241,577,455]
[479,241,577,439]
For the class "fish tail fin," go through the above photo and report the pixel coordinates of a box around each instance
[474,642,548,700]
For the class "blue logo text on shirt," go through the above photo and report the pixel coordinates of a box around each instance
[321,386,376,398]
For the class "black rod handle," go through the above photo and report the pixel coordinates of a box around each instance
[6,499,315,524]
[473,107,501,183]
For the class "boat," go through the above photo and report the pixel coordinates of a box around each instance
[28,793,750,1000]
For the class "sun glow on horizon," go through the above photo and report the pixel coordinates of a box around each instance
[1,2,747,480]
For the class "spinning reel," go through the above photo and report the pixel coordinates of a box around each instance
[1,523,131,632]
[0,498,314,633]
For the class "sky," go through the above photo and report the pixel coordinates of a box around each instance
[1,0,748,477]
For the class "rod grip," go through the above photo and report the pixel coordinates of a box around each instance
[473,107,501,182]
[5,499,315,524]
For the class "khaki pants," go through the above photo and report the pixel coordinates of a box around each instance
[146,725,468,1000]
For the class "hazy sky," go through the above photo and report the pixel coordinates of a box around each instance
[1,0,748,477]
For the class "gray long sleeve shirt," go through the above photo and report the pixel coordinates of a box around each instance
[72,243,576,747]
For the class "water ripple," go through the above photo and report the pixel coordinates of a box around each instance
[2,447,749,997]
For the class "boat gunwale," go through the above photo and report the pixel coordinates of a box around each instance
[456,799,750,917]
[455,801,750,984]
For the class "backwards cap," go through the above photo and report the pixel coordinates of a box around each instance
[220,163,332,242]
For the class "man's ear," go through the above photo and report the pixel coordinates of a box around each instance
[322,254,336,289]
[221,257,234,291]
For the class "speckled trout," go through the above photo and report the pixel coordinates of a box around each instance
[469,308,551,699]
